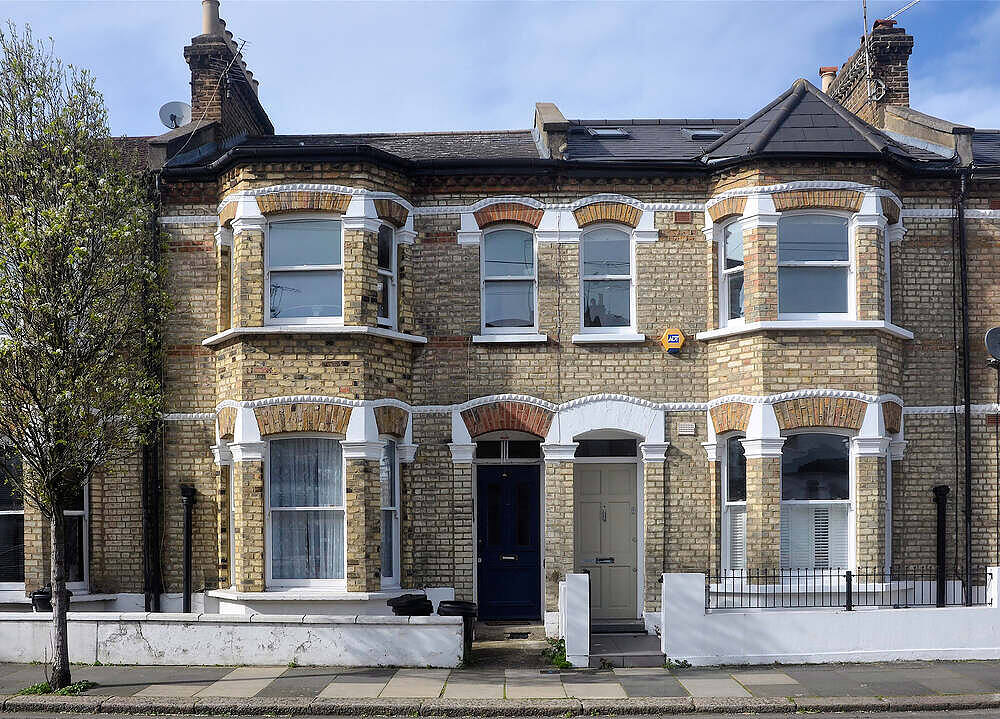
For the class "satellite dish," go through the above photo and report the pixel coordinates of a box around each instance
[158,101,192,130]
[986,327,1000,360]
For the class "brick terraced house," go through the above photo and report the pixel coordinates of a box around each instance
[5,1,1000,654]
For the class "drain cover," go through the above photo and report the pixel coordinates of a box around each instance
[506,631,530,639]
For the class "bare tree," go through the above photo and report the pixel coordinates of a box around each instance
[0,24,165,688]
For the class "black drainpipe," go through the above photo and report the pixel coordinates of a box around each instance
[957,168,973,605]
[141,426,164,612]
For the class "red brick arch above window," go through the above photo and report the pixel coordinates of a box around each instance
[882,401,903,435]
[771,190,864,213]
[710,402,753,435]
[573,202,641,228]
[374,199,409,228]
[217,406,237,440]
[474,202,544,229]
[374,406,408,438]
[254,402,352,436]
[773,397,866,431]
[255,191,353,216]
[707,196,747,223]
[461,401,554,439]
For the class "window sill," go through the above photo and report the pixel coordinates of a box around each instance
[203,325,428,347]
[472,333,548,344]
[696,320,914,341]
[572,332,646,344]
[207,588,420,602]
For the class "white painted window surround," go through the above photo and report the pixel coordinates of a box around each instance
[265,434,347,590]
[573,224,644,344]
[475,225,544,343]
[265,214,345,326]
[777,212,853,321]
[379,438,401,589]
[721,436,746,571]
[779,431,853,571]
[376,224,397,330]
[718,219,745,330]
[0,452,24,591]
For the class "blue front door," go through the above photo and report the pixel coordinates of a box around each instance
[477,465,541,621]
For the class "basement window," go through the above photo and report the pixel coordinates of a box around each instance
[587,127,629,138]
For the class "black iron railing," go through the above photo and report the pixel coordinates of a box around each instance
[705,567,990,610]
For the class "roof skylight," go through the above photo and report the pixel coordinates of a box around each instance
[587,127,630,138]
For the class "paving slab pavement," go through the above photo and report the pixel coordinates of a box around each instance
[379,668,450,698]
[194,666,286,698]
[504,669,566,698]
[675,675,752,697]
[316,668,394,698]
[441,669,505,698]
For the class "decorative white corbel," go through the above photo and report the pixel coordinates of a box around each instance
[632,210,658,243]
[741,194,779,229]
[740,404,784,458]
[342,196,382,233]
[457,213,482,245]
[214,226,233,248]
[542,443,579,462]
[639,442,670,462]
[536,209,580,243]
[448,443,476,463]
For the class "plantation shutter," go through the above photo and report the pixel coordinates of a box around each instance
[727,506,746,570]
[780,505,850,570]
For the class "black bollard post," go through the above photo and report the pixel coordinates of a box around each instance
[180,485,196,613]
[933,485,950,607]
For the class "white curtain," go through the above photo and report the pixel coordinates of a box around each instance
[270,438,344,580]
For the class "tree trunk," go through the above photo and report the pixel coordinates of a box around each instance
[49,508,71,689]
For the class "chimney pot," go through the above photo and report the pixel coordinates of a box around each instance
[201,0,221,35]
[819,66,838,93]
[874,18,897,30]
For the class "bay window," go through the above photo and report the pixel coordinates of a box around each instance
[267,436,345,587]
[380,439,400,588]
[482,228,536,334]
[722,436,747,570]
[377,225,396,329]
[720,220,744,325]
[266,217,344,323]
[580,226,634,332]
[780,433,851,570]
[0,452,24,588]
[777,214,851,317]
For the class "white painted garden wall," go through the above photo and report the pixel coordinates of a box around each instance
[662,570,1000,665]
[0,613,463,667]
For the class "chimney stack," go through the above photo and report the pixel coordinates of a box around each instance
[819,66,838,93]
[201,0,221,36]
[826,19,914,128]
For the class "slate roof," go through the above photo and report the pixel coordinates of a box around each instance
[162,79,958,172]
[233,130,541,161]
[703,79,949,164]
[564,119,741,161]
[973,131,1000,167]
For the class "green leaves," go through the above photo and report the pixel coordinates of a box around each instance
[0,23,166,513]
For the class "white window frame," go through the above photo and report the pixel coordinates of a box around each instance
[480,225,538,336]
[264,214,345,326]
[264,433,348,590]
[578,224,637,335]
[0,481,24,592]
[379,436,401,589]
[64,485,89,592]
[376,223,397,330]
[718,219,746,330]
[227,467,236,588]
[777,210,855,322]
[228,242,236,330]
[779,429,856,571]
[721,434,747,572]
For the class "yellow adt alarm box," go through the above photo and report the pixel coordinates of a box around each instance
[660,328,685,355]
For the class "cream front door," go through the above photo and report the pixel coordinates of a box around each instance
[574,463,638,620]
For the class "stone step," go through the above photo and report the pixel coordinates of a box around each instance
[591,621,646,634]
[588,652,665,669]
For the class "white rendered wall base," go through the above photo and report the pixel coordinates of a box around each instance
[662,571,1000,665]
[0,613,463,667]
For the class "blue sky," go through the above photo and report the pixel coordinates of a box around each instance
[5,0,1000,137]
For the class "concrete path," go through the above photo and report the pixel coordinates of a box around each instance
[5,659,1000,701]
